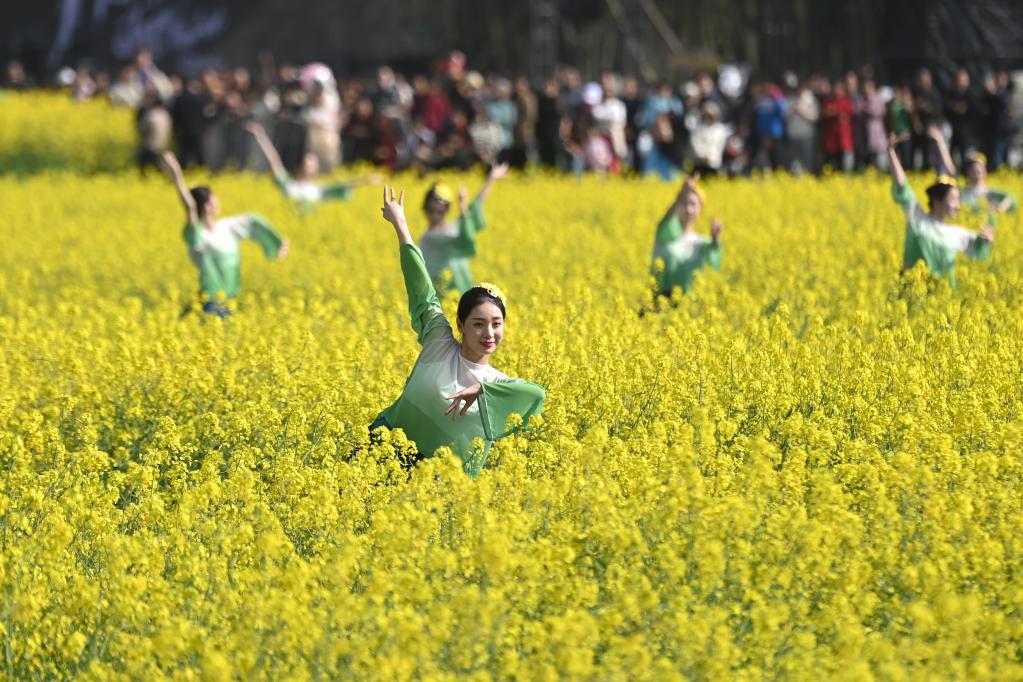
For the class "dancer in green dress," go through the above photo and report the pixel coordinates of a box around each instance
[246,122,379,215]
[959,152,1017,215]
[373,185,546,477]
[419,163,508,295]
[162,152,288,315]
[650,173,723,297]
[887,133,994,288]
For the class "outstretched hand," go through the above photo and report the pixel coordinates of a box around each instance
[888,131,910,149]
[381,185,406,226]
[277,240,290,259]
[980,226,995,243]
[243,121,265,136]
[381,185,412,245]
[679,172,700,199]
[489,163,510,181]
[445,383,482,418]
[925,125,944,141]
[711,218,724,240]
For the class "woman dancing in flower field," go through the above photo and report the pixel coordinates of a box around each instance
[419,163,508,295]
[926,127,1017,217]
[650,173,723,297]
[888,131,994,288]
[960,151,1018,215]
[246,122,380,216]
[161,151,288,316]
[372,185,545,476]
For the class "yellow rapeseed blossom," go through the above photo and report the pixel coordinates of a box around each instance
[0,92,135,173]
[1,94,1023,678]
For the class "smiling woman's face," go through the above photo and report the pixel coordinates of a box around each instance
[457,301,504,360]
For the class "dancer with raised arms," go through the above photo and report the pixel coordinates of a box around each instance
[888,131,994,288]
[372,185,546,476]
[419,163,508,295]
[161,151,288,316]
[246,122,380,215]
[650,173,723,298]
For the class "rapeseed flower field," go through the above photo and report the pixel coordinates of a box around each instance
[2,95,1023,679]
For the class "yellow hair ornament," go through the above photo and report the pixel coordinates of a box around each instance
[476,281,506,304]
[428,183,455,205]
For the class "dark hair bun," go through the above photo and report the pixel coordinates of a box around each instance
[457,287,507,324]
[190,186,213,218]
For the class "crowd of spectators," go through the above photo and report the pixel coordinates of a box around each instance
[4,49,1019,178]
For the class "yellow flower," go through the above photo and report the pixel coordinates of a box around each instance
[1,92,1022,679]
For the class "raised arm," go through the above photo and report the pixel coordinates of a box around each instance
[710,218,723,248]
[705,218,724,270]
[887,133,908,190]
[382,186,448,343]
[161,152,199,225]
[473,162,509,205]
[927,125,956,177]
[672,173,700,217]
[655,173,699,244]
[245,122,287,178]
[382,185,413,245]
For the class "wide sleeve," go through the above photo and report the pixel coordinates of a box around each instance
[654,213,682,246]
[450,198,487,256]
[891,181,917,210]
[477,380,547,441]
[465,198,487,233]
[892,182,926,226]
[964,234,993,261]
[273,171,291,193]
[236,214,284,259]
[703,239,723,271]
[321,182,354,202]
[399,243,450,344]
[988,190,1018,213]
[182,221,202,249]
[936,224,992,261]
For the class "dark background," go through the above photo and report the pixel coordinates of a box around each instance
[4,0,1023,84]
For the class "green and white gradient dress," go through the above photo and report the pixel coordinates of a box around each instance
[274,171,353,216]
[183,213,284,301]
[960,185,1018,214]
[419,199,487,295]
[651,214,723,295]
[892,183,992,288]
[374,243,546,477]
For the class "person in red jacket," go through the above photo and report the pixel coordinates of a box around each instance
[413,76,452,136]
[821,80,855,172]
